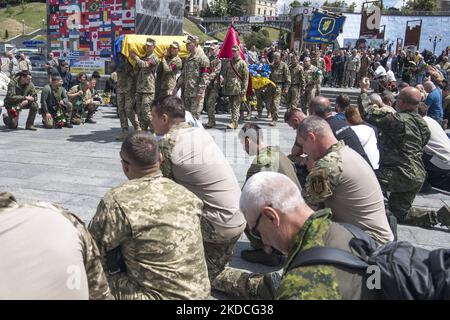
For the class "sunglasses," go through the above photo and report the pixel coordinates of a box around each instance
[250,212,263,240]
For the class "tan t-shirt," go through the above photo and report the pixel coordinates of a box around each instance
[304,142,394,243]
[0,203,89,300]
[160,124,245,228]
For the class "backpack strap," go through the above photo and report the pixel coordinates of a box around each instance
[340,223,379,250]
[286,247,369,273]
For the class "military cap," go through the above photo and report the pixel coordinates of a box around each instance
[184,35,199,44]
[232,45,240,52]
[146,38,156,46]
[170,41,180,49]
[51,74,62,81]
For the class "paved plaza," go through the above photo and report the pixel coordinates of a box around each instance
[1,88,450,299]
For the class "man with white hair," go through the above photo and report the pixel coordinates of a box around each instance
[213,172,379,299]
[424,81,444,122]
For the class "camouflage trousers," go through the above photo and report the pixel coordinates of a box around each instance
[266,84,283,121]
[117,92,140,131]
[136,92,154,131]
[343,70,358,88]
[255,88,268,115]
[285,84,301,110]
[226,95,242,124]
[184,94,205,120]
[376,169,439,227]
[200,217,245,282]
[42,101,73,129]
[300,86,317,114]
[205,87,219,125]
[2,102,38,129]
[71,102,99,125]
[107,273,160,300]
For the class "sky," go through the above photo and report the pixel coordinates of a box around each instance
[276,0,405,14]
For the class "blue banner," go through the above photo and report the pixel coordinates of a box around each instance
[305,12,346,44]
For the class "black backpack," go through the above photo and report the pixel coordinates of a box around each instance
[286,223,450,300]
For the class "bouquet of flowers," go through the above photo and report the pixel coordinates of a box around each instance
[54,108,66,128]
[248,63,275,90]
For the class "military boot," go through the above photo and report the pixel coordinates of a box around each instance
[25,125,37,131]
[227,122,238,130]
[204,122,216,129]
[437,205,450,227]
[85,111,96,124]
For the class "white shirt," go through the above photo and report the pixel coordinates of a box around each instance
[423,116,450,170]
[351,124,380,170]
[386,70,396,82]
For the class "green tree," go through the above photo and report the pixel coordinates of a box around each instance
[406,0,437,11]
[302,1,312,6]
[5,4,14,16]
[243,30,271,50]
[289,0,301,8]
[227,0,247,16]
[322,1,346,8]
[348,2,356,12]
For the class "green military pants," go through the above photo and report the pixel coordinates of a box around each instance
[3,102,38,129]
[286,85,301,110]
[200,217,245,282]
[266,84,282,121]
[300,86,317,114]
[117,92,140,131]
[376,169,439,227]
[184,95,205,120]
[136,92,154,131]
[205,87,219,125]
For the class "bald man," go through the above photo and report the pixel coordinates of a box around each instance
[361,83,450,228]
[424,81,444,122]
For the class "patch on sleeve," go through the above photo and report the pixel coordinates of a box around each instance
[310,174,327,195]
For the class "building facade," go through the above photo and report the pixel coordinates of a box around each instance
[245,0,278,17]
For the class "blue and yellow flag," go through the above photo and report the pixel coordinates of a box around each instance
[305,11,346,44]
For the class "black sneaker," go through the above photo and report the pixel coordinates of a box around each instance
[241,248,285,267]
[65,123,73,128]
[85,118,96,124]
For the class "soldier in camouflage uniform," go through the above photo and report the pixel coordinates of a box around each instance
[0,192,112,300]
[174,35,210,120]
[131,38,159,132]
[359,82,450,228]
[267,52,290,126]
[40,74,73,129]
[300,57,321,114]
[311,51,325,95]
[357,51,371,88]
[343,49,361,88]
[213,172,379,299]
[68,78,100,125]
[111,54,141,140]
[2,70,38,130]
[221,45,249,130]
[286,54,304,110]
[237,123,302,267]
[155,41,182,99]
[204,44,222,129]
[89,132,211,300]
